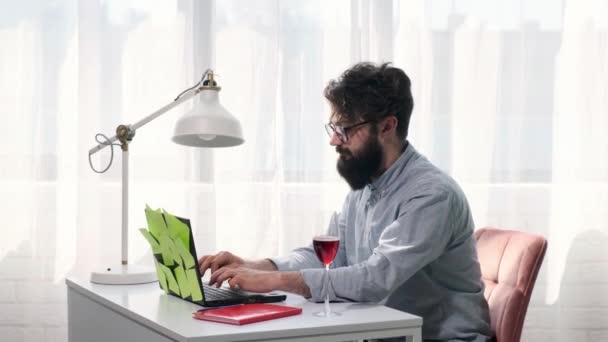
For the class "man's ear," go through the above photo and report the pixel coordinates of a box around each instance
[380,116,398,135]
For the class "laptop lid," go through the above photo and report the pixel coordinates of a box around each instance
[140,205,285,307]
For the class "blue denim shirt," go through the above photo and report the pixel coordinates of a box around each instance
[272,143,492,341]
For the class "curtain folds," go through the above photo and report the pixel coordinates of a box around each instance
[1,1,606,341]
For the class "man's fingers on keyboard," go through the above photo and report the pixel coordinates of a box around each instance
[208,266,229,286]
[214,269,236,288]
[199,255,213,275]
[210,253,231,273]
[228,277,240,290]
[211,267,229,287]
[211,262,219,274]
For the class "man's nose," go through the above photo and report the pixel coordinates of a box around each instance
[329,132,343,146]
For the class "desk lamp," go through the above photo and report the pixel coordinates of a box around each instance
[88,69,243,285]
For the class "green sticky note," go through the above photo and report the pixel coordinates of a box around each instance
[139,228,160,254]
[168,238,183,266]
[185,268,203,301]
[160,234,183,266]
[158,262,180,296]
[154,260,168,292]
[174,265,190,299]
[162,209,190,247]
[159,234,175,266]
[174,238,195,269]
[145,205,168,240]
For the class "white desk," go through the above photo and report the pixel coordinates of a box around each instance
[66,277,422,342]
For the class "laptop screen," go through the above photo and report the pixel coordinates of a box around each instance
[140,205,205,303]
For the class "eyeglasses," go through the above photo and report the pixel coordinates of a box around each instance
[324,120,373,143]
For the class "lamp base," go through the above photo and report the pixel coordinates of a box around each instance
[90,264,157,285]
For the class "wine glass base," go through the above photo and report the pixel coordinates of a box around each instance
[312,311,341,317]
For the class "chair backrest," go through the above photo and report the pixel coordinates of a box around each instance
[474,227,547,342]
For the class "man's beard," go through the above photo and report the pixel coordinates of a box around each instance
[336,135,383,190]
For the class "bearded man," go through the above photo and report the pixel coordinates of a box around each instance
[200,62,492,342]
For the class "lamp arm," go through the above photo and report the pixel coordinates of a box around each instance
[88,69,212,156]
[129,86,198,132]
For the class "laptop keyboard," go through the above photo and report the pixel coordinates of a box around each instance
[203,284,248,300]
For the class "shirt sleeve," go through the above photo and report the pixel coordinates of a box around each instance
[271,197,350,271]
[301,187,454,302]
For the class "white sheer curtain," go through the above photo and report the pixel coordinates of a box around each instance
[1,0,607,341]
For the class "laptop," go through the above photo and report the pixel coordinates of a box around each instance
[140,206,286,307]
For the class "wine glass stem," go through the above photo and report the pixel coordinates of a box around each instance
[324,264,331,316]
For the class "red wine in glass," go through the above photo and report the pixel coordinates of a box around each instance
[313,236,340,265]
[312,235,340,317]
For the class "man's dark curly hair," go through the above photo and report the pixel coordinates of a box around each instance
[324,62,414,140]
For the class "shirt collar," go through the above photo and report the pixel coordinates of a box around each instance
[368,140,416,192]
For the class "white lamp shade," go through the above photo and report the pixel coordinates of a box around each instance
[172,89,244,147]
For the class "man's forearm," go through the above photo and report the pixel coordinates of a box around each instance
[241,259,311,297]
[277,271,311,298]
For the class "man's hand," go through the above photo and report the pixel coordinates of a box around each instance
[198,251,244,277]
[209,267,312,298]
[209,267,281,293]
[199,251,279,277]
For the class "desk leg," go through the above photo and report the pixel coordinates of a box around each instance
[406,329,421,342]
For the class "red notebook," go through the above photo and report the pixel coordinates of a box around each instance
[192,303,302,325]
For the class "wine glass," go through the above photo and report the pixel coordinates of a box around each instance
[312,234,341,317]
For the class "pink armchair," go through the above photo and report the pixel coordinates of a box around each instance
[474,227,547,342]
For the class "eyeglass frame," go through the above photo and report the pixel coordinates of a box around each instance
[324,120,374,143]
